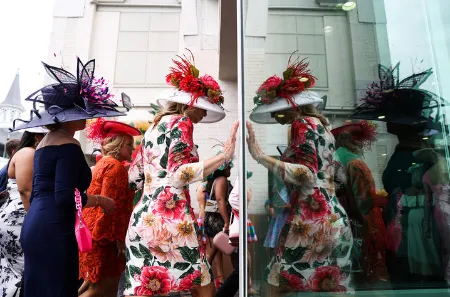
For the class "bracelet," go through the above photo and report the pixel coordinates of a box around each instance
[95,195,100,206]
[256,152,263,164]
[220,151,229,162]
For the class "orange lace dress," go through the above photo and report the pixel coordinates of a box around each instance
[79,156,134,283]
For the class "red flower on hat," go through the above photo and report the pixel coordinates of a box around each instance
[253,54,316,109]
[133,266,175,295]
[308,266,346,292]
[166,49,224,108]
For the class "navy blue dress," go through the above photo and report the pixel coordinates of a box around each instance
[20,144,91,297]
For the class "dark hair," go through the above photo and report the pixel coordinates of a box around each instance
[45,123,62,131]
[6,132,44,172]
[205,169,229,195]
[5,139,20,158]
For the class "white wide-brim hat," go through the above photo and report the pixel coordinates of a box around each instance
[249,91,323,124]
[24,127,49,134]
[156,90,226,123]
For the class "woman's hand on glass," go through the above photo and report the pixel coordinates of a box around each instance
[221,120,239,162]
[246,121,264,162]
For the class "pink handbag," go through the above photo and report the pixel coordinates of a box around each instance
[213,231,236,255]
[75,188,93,253]
[228,211,239,247]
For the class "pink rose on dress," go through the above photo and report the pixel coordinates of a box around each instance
[134,266,175,295]
[308,266,346,292]
[149,243,183,264]
[280,271,307,291]
[153,188,186,220]
[168,219,199,248]
[291,121,309,145]
[299,189,331,221]
[178,270,201,291]
[285,217,319,248]
[301,240,333,265]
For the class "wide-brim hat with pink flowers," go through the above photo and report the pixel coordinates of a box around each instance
[156,50,226,123]
[249,56,322,124]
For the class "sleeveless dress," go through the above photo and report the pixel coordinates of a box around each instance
[204,179,232,238]
[0,179,26,297]
[79,157,134,283]
[125,115,211,295]
[20,144,91,297]
[265,117,353,293]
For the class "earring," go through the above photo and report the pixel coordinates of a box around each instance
[34,142,39,148]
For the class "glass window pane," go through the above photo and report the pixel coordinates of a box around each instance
[243,0,450,295]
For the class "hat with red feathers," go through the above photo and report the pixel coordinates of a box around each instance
[331,121,378,148]
[156,49,226,123]
[87,118,141,144]
[249,54,323,124]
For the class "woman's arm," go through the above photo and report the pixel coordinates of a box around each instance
[196,183,206,221]
[213,177,230,230]
[167,117,238,189]
[14,148,35,211]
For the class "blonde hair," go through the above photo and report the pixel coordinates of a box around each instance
[101,134,129,157]
[152,101,188,128]
[299,104,329,127]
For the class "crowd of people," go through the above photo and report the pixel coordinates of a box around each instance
[0,50,448,297]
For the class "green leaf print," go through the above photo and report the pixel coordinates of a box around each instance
[124,266,132,290]
[130,246,141,258]
[170,127,182,139]
[158,122,167,133]
[306,130,315,140]
[319,136,325,146]
[139,243,153,261]
[333,205,345,218]
[157,134,166,145]
[317,172,325,180]
[319,188,330,200]
[313,261,325,268]
[160,150,168,168]
[125,248,131,262]
[132,204,149,227]
[179,246,200,264]
[145,140,153,148]
[174,262,191,271]
[158,171,167,178]
[293,262,310,271]
[329,142,335,150]
[152,186,164,201]
[339,245,351,258]
[158,261,171,269]
[143,258,151,267]
[166,136,172,147]
[179,267,195,279]
[142,195,150,204]
[283,247,307,265]
[129,265,141,278]
[172,142,188,153]
[317,125,325,135]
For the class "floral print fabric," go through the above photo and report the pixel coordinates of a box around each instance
[0,180,25,297]
[265,117,354,293]
[125,115,210,295]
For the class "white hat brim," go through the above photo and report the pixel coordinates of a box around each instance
[156,90,226,123]
[24,127,49,134]
[249,91,323,124]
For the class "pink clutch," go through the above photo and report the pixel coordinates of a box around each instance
[213,231,236,255]
[75,188,92,253]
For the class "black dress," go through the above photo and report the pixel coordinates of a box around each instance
[20,144,91,297]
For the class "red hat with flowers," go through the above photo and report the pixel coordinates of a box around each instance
[250,54,323,124]
[87,118,141,144]
[331,120,378,148]
[156,49,226,123]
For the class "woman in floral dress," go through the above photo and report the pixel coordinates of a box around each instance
[247,57,353,294]
[124,52,238,297]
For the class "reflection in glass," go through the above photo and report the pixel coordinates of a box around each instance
[246,58,353,295]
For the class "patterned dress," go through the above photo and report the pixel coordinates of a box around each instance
[0,179,25,297]
[79,157,134,283]
[265,117,353,293]
[125,115,211,296]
